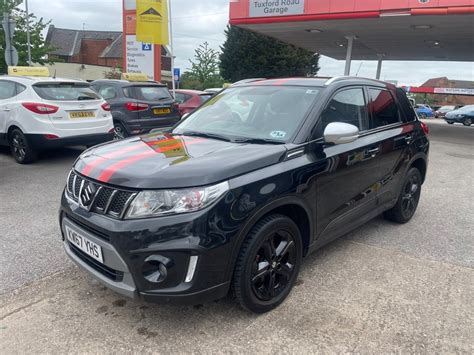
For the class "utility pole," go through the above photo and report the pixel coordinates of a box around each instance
[25,0,32,65]
[168,0,175,97]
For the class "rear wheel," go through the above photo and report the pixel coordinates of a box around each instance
[114,122,128,140]
[384,168,422,224]
[232,214,302,313]
[463,118,472,126]
[8,129,37,164]
[447,121,454,124]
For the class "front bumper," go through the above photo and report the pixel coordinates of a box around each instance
[27,132,113,149]
[59,192,234,304]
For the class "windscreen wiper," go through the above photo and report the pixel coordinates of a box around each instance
[179,131,233,142]
[232,137,286,145]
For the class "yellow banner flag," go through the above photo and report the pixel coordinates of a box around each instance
[136,0,169,45]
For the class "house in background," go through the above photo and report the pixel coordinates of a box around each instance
[45,25,172,83]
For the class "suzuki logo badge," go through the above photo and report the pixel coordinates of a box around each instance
[80,183,97,208]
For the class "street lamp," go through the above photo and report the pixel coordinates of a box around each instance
[25,0,32,66]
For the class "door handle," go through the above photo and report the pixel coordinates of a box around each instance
[404,135,413,144]
[366,147,380,157]
[0,108,11,112]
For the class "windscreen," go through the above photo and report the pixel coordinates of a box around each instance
[33,83,100,101]
[174,86,321,142]
[440,106,455,111]
[457,105,474,113]
[133,86,172,101]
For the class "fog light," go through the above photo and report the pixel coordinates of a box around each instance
[143,255,171,283]
[185,256,198,283]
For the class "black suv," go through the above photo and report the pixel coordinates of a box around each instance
[60,77,429,313]
[91,80,181,139]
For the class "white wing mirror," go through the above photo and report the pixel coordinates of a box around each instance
[182,113,190,119]
[324,122,359,145]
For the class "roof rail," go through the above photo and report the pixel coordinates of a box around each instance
[324,76,392,86]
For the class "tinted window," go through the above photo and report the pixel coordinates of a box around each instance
[99,86,117,100]
[33,83,100,101]
[320,88,368,131]
[396,88,417,122]
[369,89,400,128]
[0,81,17,99]
[133,86,172,101]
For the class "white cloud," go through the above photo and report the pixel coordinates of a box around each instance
[25,0,474,86]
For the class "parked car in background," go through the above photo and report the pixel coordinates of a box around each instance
[60,77,429,313]
[434,105,460,118]
[174,89,214,116]
[0,75,113,164]
[415,104,433,118]
[91,79,181,139]
[444,105,474,126]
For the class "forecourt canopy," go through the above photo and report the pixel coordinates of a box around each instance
[229,0,474,78]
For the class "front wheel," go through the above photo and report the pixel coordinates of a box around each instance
[8,128,37,164]
[419,113,427,119]
[232,214,302,313]
[447,121,454,125]
[463,118,472,126]
[384,168,422,224]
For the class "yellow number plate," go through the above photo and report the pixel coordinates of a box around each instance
[70,111,95,119]
[153,108,171,115]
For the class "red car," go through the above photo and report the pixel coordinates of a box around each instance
[174,90,214,116]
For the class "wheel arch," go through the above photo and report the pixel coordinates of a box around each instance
[225,196,314,281]
[410,155,427,183]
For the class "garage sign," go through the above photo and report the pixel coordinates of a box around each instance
[250,0,305,17]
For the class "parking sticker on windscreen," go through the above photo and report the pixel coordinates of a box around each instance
[270,131,286,139]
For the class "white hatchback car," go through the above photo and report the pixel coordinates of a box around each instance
[0,76,114,163]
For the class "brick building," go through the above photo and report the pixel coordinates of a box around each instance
[45,25,172,81]
[421,77,474,106]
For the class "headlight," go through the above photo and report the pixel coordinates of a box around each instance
[126,181,229,219]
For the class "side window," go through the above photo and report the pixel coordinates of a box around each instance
[320,88,368,131]
[175,93,186,104]
[369,89,401,128]
[0,81,18,99]
[99,86,117,100]
[396,88,417,122]
[16,84,26,95]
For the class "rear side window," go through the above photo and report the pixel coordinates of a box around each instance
[99,86,117,100]
[369,89,401,128]
[199,94,213,104]
[396,88,417,122]
[0,81,17,99]
[133,86,172,101]
[320,88,368,131]
[33,83,101,101]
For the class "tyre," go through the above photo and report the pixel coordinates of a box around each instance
[463,118,472,126]
[114,122,128,140]
[384,167,422,224]
[447,121,454,125]
[420,113,427,119]
[8,128,37,164]
[232,214,302,313]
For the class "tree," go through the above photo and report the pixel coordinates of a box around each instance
[0,0,52,73]
[181,42,224,90]
[220,25,320,82]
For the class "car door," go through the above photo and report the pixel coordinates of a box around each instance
[314,87,388,244]
[0,80,20,143]
[366,87,414,208]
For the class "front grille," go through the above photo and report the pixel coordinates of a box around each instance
[69,242,124,281]
[66,170,136,220]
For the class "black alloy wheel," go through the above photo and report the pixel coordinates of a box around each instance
[9,128,37,164]
[384,167,422,223]
[233,214,302,313]
[463,118,472,126]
